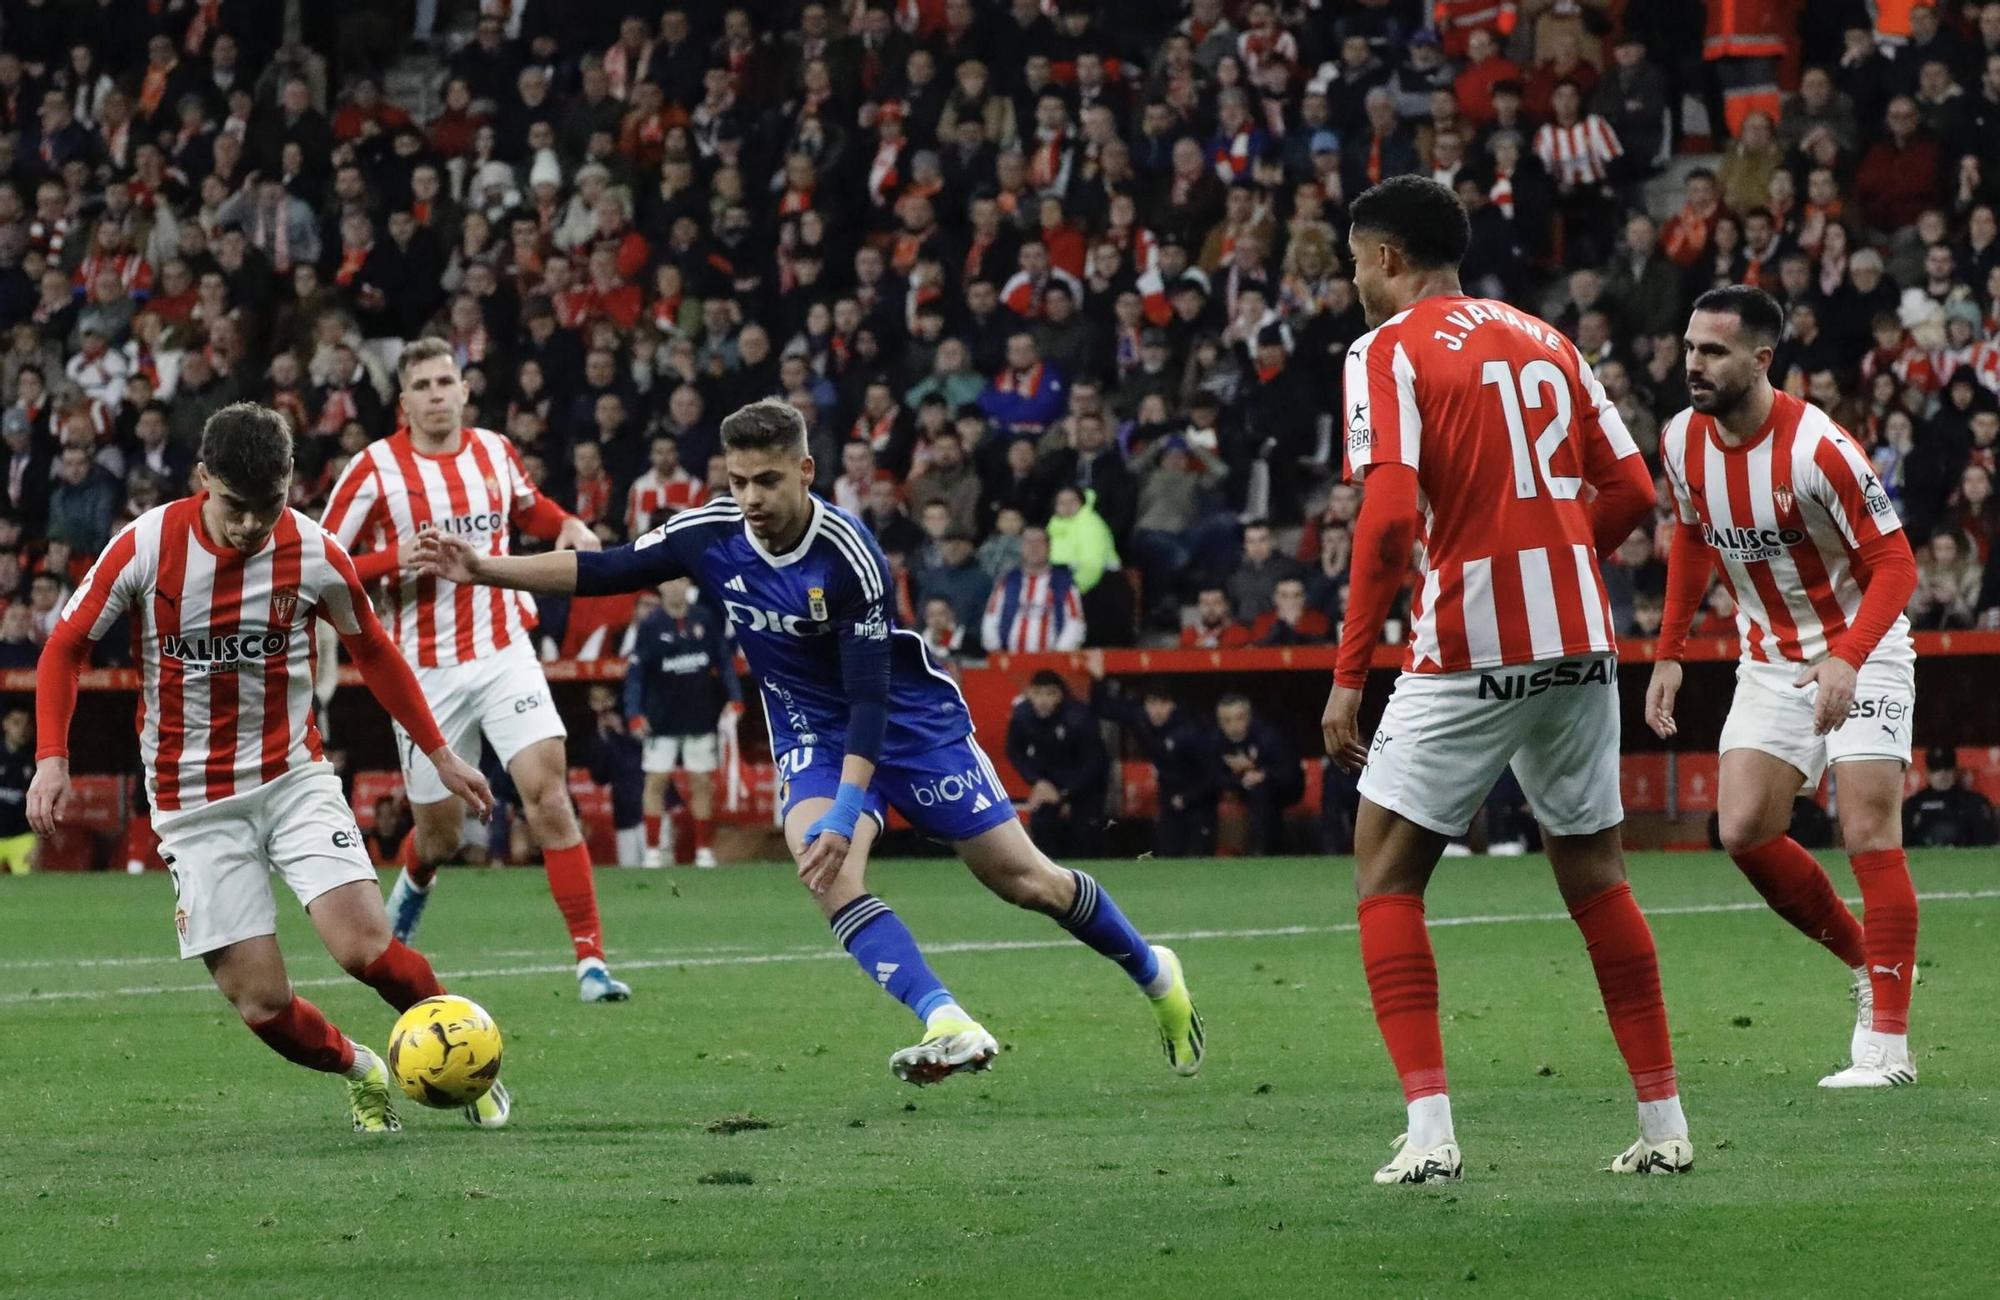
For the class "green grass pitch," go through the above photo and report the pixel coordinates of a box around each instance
[2,851,1996,1297]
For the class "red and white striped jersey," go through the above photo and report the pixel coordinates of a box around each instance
[981,569,1087,653]
[1344,295,1642,674]
[625,467,708,536]
[1660,391,1913,666]
[1533,115,1623,187]
[55,497,371,816]
[321,426,540,669]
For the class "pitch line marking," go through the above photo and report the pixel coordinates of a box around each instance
[3,889,1996,1008]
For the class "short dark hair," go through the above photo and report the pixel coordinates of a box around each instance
[720,397,808,456]
[1029,669,1067,691]
[1692,284,1785,345]
[1348,175,1469,271]
[397,336,456,378]
[1217,692,1251,712]
[199,402,294,501]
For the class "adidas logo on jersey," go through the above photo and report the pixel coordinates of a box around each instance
[971,794,992,812]
[725,575,748,593]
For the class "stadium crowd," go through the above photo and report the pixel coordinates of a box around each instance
[1,0,1999,665]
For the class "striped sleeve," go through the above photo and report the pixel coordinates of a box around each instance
[1802,422,1901,550]
[1342,321,1420,478]
[497,432,545,514]
[319,446,383,550]
[309,525,370,636]
[1570,338,1641,464]
[1593,115,1623,161]
[1659,412,1700,526]
[55,519,146,641]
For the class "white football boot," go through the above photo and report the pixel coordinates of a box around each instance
[1373,1133,1463,1185]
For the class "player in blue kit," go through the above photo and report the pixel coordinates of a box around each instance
[415,398,1202,1084]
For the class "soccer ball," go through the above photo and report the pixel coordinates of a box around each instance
[387,995,503,1108]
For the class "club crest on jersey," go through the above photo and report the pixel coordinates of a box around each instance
[270,585,298,628]
[1772,485,1795,520]
[807,586,828,621]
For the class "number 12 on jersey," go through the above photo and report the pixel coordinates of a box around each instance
[1482,359,1580,501]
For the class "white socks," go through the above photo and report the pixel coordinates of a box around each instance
[343,1042,378,1082]
[924,1001,970,1033]
[1408,1094,1455,1150]
[1858,1029,1910,1060]
[1141,949,1174,1000]
[1637,1095,1689,1145]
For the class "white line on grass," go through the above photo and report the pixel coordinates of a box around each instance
[4,889,1996,1008]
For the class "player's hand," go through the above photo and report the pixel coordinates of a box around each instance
[1321,683,1368,773]
[413,528,482,584]
[1796,656,1858,735]
[1241,768,1266,789]
[631,715,652,738]
[27,758,71,836]
[394,534,425,574]
[1645,660,1683,739]
[431,749,496,822]
[555,516,602,553]
[796,830,849,894]
[1083,649,1105,680]
[1030,779,1062,808]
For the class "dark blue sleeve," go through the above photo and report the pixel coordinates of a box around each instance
[829,520,893,764]
[622,622,647,721]
[574,525,688,596]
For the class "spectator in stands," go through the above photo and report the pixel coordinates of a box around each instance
[906,427,981,524]
[1209,693,1302,855]
[1909,529,1984,628]
[365,793,413,868]
[1007,670,1107,858]
[1127,434,1230,625]
[1045,485,1119,595]
[1182,586,1251,649]
[0,705,33,875]
[916,527,991,650]
[1856,96,1945,235]
[984,524,1085,653]
[919,596,967,673]
[1086,651,1217,858]
[586,683,647,869]
[1903,745,1999,847]
[1226,521,1302,622]
[980,331,1067,437]
[1249,576,1330,645]
[0,605,36,668]
[47,444,119,553]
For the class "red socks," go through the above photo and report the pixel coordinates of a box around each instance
[1569,882,1679,1101]
[1358,893,1446,1101]
[358,938,445,1012]
[543,841,605,962]
[399,831,439,889]
[694,818,715,851]
[248,996,354,1074]
[643,813,662,850]
[1851,849,1919,1033]
[1730,836,1867,968]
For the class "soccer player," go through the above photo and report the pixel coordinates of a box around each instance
[1648,286,1922,1089]
[626,577,742,868]
[416,398,1204,1085]
[1320,177,1688,1184]
[30,402,507,1132]
[321,338,632,1003]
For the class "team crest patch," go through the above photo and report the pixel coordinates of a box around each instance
[1772,485,1795,520]
[484,475,501,498]
[270,585,298,627]
[174,907,189,939]
[807,586,828,621]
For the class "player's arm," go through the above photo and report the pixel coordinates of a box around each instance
[1796,432,1920,733]
[1324,326,1419,772]
[622,638,649,736]
[320,538,495,819]
[797,530,896,894]
[29,526,141,833]
[320,455,405,583]
[1645,421,1711,739]
[503,439,599,551]
[709,614,745,709]
[1569,341,1656,559]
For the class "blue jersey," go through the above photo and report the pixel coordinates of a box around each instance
[623,602,742,737]
[577,496,972,764]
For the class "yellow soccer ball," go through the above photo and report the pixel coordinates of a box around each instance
[387,995,503,1108]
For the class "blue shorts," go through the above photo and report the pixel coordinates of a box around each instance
[777,735,1018,844]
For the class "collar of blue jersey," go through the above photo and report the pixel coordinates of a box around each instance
[742,494,826,569]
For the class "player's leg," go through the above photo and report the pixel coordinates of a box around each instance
[1716,673,1869,972]
[1822,758,1920,1087]
[641,762,673,869]
[1350,668,1533,1184]
[683,732,721,868]
[1511,661,1690,1173]
[308,880,444,1010]
[510,735,628,1001]
[781,789,990,1083]
[384,671,482,942]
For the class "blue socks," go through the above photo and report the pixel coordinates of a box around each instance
[1059,870,1161,989]
[830,895,956,1024]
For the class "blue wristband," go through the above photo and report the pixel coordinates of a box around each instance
[804,781,868,847]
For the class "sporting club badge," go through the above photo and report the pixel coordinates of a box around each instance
[807,586,828,621]
[1772,484,1795,521]
[270,585,298,628]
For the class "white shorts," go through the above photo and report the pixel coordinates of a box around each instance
[155,764,377,959]
[643,731,719,774]
[394,641,567,805]
[1718,648,1916,791]
[1358,654,1624,838]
